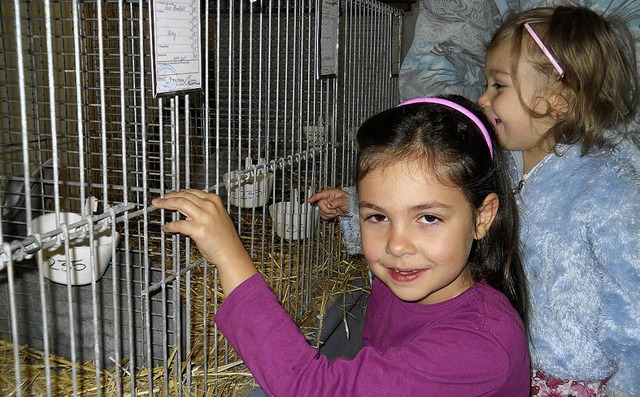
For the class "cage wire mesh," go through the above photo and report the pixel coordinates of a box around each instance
[0,0,401,395]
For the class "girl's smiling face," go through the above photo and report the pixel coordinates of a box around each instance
[358,159,494,305]
[478,42,556,172]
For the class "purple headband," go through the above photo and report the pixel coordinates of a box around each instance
[397,97,494,159]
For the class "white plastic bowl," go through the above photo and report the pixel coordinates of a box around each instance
[269,201,320,240]
[224,171,274,208]
[31,212,120,286]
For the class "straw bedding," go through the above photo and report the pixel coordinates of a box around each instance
[0,211,370,396]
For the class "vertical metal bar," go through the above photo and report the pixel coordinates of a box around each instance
[235,0,245,274]
[184,94,192,393]
[297,0,305,319]
[171,96,182,396]
[329,5,339,276]
[10,1,47,391]
[266,0,276,287]
[93,0,108,214]
[12,1,33,240]
[91,3,109,390]
[275,0,284,302]
[202,0,211,392]
[29,1,51,388]
[225,0,233,367]
[378,5,387,108]
[213,0,221,385]
[247,3,256,262]
[72,1,87,220]
[117,0,128,212]
[110,212,122,395]
[307,0,319,302]
[303,110,314,313]
[113,1,127,392]
[353,0,362,126]
[238,0,244,168]
[309,0,323,279]
[246,0,257,264]
[140,0,150,393]
[127,3,143,390]
[295,0,305,318]
[252,0,260,349]
[364,1,373,117]
[42,2,77,394]
[88,207,102,396]
[313,3,328,271]
[4,242,21,397]
[131,2,143,206]
[226,3,234,294]
[257,0,268,275]
[340,0,350,190]
[60,224,79,396]
[34,237,52,396]
[344,0,355,192]
[41,0,61,220]
[247,0,254,162]
[158,97,168,395]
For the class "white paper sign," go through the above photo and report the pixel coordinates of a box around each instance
[318,0,339,78]
[150,0,202,96]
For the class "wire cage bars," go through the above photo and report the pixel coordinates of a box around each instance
[0,0,401,395]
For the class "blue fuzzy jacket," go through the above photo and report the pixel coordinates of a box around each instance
[339,138,640,396]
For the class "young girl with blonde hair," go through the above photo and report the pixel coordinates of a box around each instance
[312,5,640,396]
[478,6,640,396]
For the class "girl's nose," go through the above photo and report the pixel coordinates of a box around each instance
[478,91,490,111]
[385,224,416,257]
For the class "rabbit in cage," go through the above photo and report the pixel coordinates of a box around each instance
[1,158,54,242]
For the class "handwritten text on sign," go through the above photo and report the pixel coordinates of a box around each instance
[319,0,339,78]
[152,0,202,96]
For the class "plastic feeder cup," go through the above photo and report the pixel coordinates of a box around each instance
[224,171,274,208]
[31,202,120,286]
[269,201,320,241]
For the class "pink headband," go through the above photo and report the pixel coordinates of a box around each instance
[524,22,565,78]
[397,97,494,159]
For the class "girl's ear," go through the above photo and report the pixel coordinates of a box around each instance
[475,193,499,240]
[549,91,570,118]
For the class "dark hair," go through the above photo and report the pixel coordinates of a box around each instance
[488,6,639,154]
[356,95,528,322]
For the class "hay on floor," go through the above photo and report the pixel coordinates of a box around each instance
[0,210,370,396]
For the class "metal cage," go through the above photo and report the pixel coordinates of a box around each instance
[0,0,401,395]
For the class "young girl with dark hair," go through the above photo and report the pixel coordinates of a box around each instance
[153,95,530,396]
[313,5,640,396]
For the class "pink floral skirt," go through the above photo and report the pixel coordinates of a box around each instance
[531,369,608,397]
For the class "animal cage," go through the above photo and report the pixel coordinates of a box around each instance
[0,0,401,395]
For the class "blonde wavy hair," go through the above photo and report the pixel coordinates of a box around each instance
[488,6,639,154]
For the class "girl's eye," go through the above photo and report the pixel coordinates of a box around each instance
[365,213,387,223]
[491,82,505,90]
[419,215,440,225]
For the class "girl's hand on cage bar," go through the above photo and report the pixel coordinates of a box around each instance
[308,188,351,220]
[153,189,257,295]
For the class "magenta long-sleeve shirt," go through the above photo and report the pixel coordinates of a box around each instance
[216,273,530,396]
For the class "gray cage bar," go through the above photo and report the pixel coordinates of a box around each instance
[0,0,401,395]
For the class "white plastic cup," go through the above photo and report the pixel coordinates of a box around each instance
[224,171,274,208]
[269,201,320,240]
[31,211,120,286]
